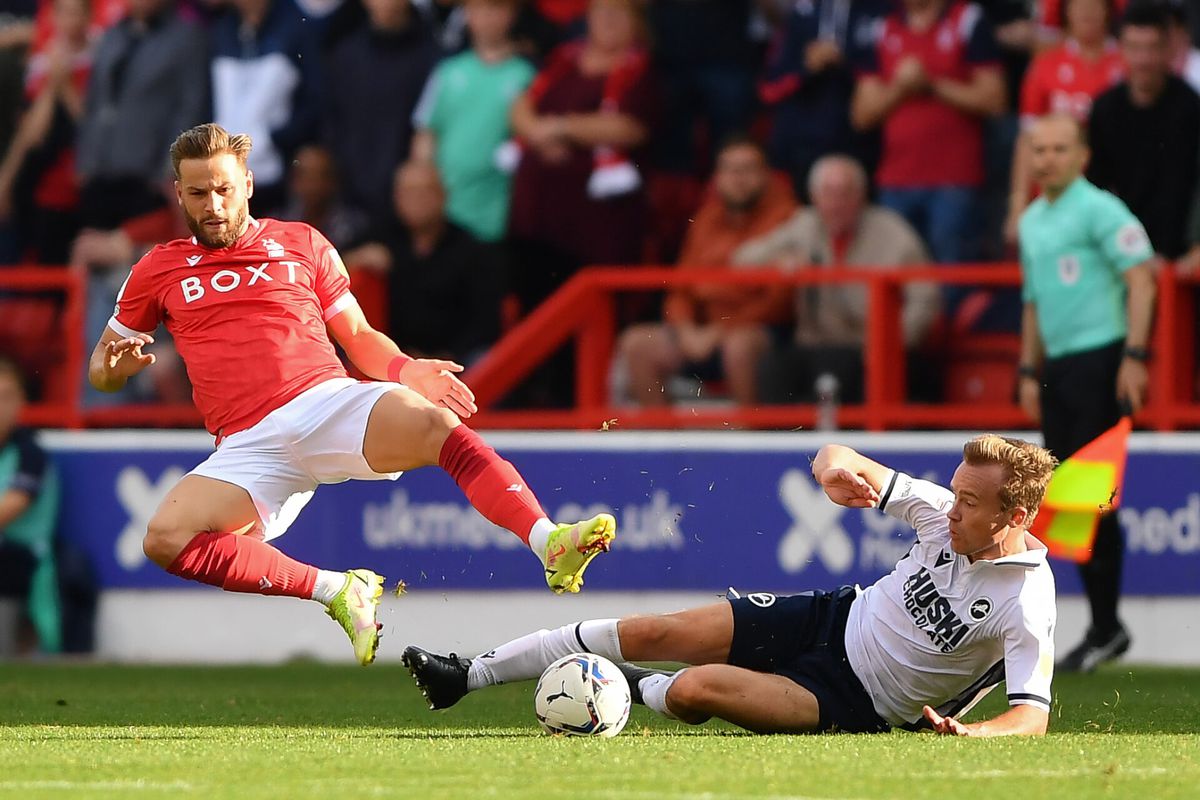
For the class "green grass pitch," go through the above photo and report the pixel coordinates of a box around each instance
[1,662,1198,800]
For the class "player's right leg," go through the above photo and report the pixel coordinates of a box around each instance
[403,602,733,709]
[143,474,385,665]
[362,386,616,593]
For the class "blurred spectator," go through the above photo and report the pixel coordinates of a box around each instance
[851,0,1006,267]
[1016,113,1155,672]
[324,0,441,227]
[73,0,207,405]
[343,161,503,364]
[759,0,888,202]
[411,0,533,243]
[1088,1,1199,259]
[1166,1,1200,92]
[507,0,655,313]
[1036,0,1127,38]
[733,155,938,404]
[0,3,36,264]
[76,0,207,231]
[1005,0,1124,245]
[647,0,759,174]
[211,0,323,216]
[0,357,61,655]
[278,143,367,247]
[616,137,796,407]
[0,0,93,264]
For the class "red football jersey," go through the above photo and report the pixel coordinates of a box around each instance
[865,2,1002,188]
[1020,39,1125,125]
[109,218,354,436]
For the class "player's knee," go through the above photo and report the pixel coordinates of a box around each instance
[665,669,716,724]
[420,405,461,460]
[143,517,188,567]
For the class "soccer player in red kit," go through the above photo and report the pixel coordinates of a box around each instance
[87,124,616,666]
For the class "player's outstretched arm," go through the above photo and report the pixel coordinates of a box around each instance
[88,327,156,392]
[922,703,1048,737]
[811,444,889,508]
[327,303,478,418]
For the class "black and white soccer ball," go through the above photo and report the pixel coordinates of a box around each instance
[534,653,631,738]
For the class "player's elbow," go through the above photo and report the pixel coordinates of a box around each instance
[813,444,855,474]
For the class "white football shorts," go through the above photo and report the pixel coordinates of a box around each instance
[190,377,404,540]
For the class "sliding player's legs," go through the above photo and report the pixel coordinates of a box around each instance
[404,602,736,709]
[362,385,616,593]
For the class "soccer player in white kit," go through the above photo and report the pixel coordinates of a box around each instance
[87,124,617,666]
[405,436,1058,736]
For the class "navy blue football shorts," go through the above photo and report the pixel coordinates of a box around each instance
[726,585,890,733]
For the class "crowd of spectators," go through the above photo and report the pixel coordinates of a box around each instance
[1,0,1199,411]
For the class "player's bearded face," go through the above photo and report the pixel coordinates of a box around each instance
[177,155,252,249]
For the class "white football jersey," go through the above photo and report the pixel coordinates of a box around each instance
[843,471,1057,726]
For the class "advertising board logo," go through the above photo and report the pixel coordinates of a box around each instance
[776,469,854,575]
[114,466,187,569]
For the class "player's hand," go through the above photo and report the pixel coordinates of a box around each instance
[1018,375,1041,425]
[105,334,156,375]
[923,705,973,736]
[1116,357,1149,415]
[894,56,929,95]
[816,466,879,508]
[400,358,479,419]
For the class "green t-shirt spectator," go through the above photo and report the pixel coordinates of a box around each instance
[0,428,61,653]
[413,52,535,242]
[1019,177,1154,359]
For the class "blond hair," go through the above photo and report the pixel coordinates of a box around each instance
[170,123,253,179]
[962,434,1058,524]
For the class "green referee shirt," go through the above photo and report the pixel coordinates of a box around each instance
[1018,177,1154,359]
[412,51,535,242]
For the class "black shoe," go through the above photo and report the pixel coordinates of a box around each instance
[1056,626,1131,673]
[616,662,673,705]
[403,645,471,709]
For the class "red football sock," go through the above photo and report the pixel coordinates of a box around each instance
[167,531,319,599]
[438,425,547,544]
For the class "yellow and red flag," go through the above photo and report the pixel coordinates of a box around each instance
[1032,417,1132,563]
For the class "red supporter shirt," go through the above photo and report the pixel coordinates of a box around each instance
[861,2,1001,188]
[108,218,354,437]
[1020,39,1125,125]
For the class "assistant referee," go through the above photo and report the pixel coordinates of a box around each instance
[1016,113,1157,673]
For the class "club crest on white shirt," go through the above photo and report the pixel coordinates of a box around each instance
[969,596,994,622]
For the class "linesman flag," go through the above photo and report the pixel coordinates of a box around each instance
[1032,417,1132,563]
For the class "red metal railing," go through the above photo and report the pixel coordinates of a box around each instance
[6,263,1197,430]
[460,264,1199,431]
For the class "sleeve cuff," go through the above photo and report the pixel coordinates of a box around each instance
[322,292,358,321]
[107,316,154,338]
[1008,693,1051,711]
[878,470,900,511]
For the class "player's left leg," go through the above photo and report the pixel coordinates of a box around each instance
[144,474,385,666]
[361,386,615,593]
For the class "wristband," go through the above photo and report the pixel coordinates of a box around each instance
[1123,346,1149,363]
[1017,364,1039,379]
[387,354,413,382]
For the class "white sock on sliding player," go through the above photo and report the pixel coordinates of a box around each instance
[640,670,682,720]
[466,619,623,691]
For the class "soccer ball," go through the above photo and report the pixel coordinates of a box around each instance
[534,653,631,738]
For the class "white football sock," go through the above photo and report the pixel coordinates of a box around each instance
[310,570,347,605]
[640,670,682,720]
[465,619,623,691]
[527,518,556,563]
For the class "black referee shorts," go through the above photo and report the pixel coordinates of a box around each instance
[727,586,889,734]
